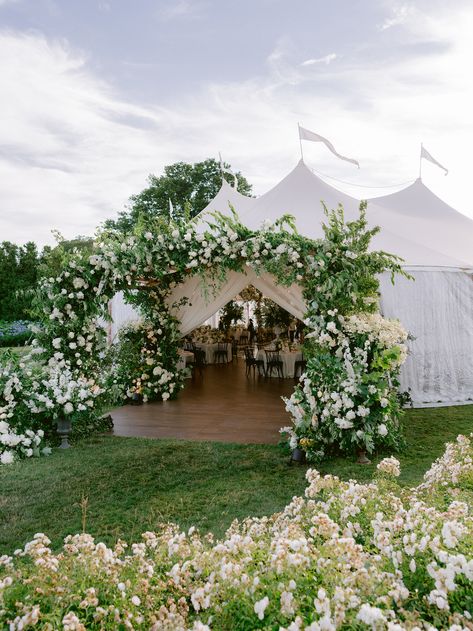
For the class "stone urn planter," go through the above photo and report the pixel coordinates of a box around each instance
[130,393,143,406]
[356,449,371,465]
[291,447,306,464]
[56,417,72,449]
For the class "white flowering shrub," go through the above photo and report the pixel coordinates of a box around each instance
[0,349,107,464]
[282,204,410,462]
[109,320,185,402]
[283,310,408,462]
[1,435,472,629]
[0,354,50,464]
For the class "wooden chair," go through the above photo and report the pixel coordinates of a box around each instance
[244,347,264,377]
[231,338,238,360]
[213,342,229,364]
[191,346,206,378]
[264,349,284,378]
[294,353,307,379]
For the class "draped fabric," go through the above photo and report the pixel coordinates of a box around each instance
[166,270,306,336]
[108,270,307,340]
[107,291,141,341]
[166,270,253,337]
[379,270,473,406]
[251,272,305,321]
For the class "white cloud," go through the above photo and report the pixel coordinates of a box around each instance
[157,0,204,21]
[301,53,337,66]
[1,5,473,247]
[380,3,415,30]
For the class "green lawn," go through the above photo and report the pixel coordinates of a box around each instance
[1,405,472,554]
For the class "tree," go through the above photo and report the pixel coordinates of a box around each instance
[219,301,244,332]
[254,298,293,330]
[0,241,40,321]
[38,234,94,281]
[104,158,253,233]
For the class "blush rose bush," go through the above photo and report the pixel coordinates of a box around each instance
[1,434,472,630]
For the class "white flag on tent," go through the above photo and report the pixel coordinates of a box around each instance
[298,125,360,168]
[421,145,448,176]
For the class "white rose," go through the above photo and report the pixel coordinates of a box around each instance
[377,423,388,436]
[0,451,15,464]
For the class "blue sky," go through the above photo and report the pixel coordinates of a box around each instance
[1,0,472,244]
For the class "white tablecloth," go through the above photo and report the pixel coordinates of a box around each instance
[177,350,194,372]
[256,349,303,378]
[195,342,232,364]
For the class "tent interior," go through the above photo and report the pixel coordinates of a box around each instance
[109,160,473,407]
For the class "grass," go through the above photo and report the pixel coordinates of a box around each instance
[1,404,472,554]
[0,345,31,358]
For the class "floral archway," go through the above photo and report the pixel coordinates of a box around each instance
[1,204,409,464]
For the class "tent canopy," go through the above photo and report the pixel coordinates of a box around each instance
[369,178,473,267]
[235,161,470,268]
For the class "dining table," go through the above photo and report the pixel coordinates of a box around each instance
[256,348,303,378]
[193,342,232,364]
[177,349,195,373]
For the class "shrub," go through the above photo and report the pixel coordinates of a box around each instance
[0,321,34,348]
[1,435,472,629]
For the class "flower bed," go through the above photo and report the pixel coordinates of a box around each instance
[0,320,33,348]
[1,434,472,629]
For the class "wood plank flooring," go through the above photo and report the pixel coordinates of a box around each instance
[111,359,296,444]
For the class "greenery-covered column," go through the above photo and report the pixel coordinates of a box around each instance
[283,204,409,463]
[111,288,185,402]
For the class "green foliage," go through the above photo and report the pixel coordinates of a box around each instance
[105,158,253,233]
[0,321,33,347]
[219,300,244,331]
[38,233,94,282]
[255,298,293,329]
[0,241,40,321]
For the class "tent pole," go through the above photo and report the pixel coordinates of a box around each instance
[219,151,224,184]
[298,122,304,161]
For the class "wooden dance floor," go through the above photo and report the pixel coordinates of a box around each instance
[111,360,296,444]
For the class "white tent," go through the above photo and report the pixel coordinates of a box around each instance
[237,161,470,268]
[109,161,473,407]
[369,178,473,267]
[198,178,254,218]
[236,161,473,406]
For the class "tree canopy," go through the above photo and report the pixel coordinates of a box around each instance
[0,241,40,321]
[104,158,252,233]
